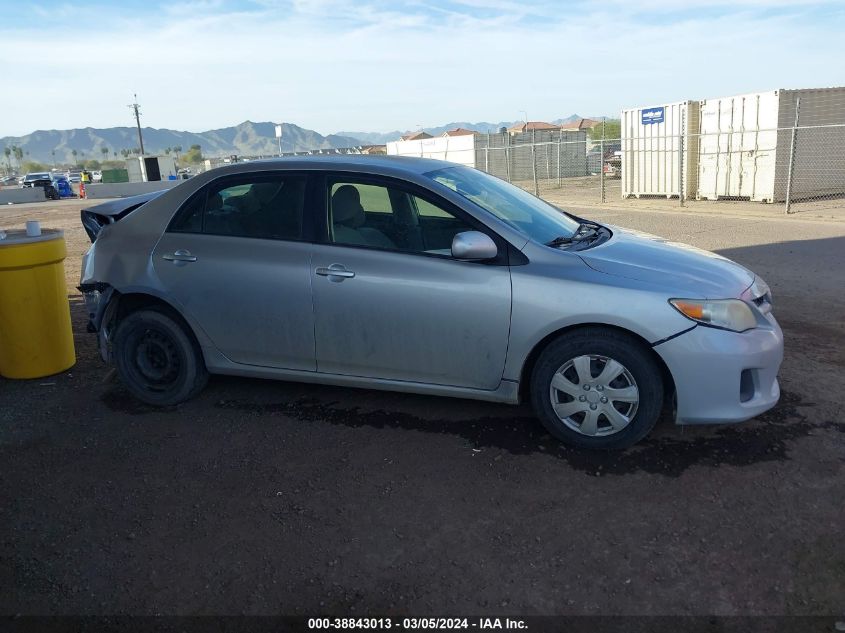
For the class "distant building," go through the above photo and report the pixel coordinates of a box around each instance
[360,145,387,155]
[441,128,479,137]
[506,121,561,135]
[399,131,433,141]
[559,118,602,131]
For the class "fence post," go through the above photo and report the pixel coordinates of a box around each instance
[678,130,685,207]
[557,130,562,188]
[531,128,539,196]
[505,130,511,183]
[484,132,490,174]
[785,96,801,214]
[599,136,605,203]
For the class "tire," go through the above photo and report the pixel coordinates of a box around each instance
[530,328,664,450]
[112,307,208,406]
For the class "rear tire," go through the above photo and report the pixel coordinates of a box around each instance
[530,328,663,449]
[113,307,208,406]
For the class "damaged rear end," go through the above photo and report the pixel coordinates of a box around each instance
[80,190,167,242]
[79,191,167,360]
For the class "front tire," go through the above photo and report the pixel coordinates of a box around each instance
[112,308,208,406]
[530,328,664,449]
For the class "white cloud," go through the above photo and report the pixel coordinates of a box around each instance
[0,1,843,137]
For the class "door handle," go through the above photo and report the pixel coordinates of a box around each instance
[316,264,355,280]
[162,249,198,263]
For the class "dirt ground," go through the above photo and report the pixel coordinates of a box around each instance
[1,196,844,616]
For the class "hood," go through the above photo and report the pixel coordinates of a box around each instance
[578,226,755,299]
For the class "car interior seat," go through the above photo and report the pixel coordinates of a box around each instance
[331,185,395,248]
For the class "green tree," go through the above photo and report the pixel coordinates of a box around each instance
[13,146,23,167]
[183,144,203,164]
[173,145,182,161]
[84,159,101,170]
[3,147,10,173]
[71,149,78,166]
[588,119,621,141]
[101,147,110,159]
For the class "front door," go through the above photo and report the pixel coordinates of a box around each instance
[152,172,316,370]
[311,177,512,390]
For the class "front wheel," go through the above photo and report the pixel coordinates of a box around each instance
[530,328,664,449]
[112,308,208,406]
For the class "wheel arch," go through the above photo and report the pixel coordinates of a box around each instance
[105,290,209,358]
[517,323,676,407]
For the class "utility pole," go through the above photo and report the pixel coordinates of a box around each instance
[129,94,145,156]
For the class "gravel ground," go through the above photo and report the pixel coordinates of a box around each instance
[1,197,843,616]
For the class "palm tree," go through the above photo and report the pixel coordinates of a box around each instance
[101,147,109,159]
[71,149,78,167]
[173,145,182,162]
[3,147,10,173]
[13,146,23,168]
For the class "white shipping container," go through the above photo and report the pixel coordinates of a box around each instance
[621,101,700,199]
[387,135,477,168]
[125,155,179,183]
[697,87,845,202]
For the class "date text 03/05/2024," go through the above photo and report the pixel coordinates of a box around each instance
[308,617,527,630]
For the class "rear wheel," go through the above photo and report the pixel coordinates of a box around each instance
[112,308,208,406]
[530,328,663,449]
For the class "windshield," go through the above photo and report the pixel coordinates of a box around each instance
[424,166,581,243]
[25,173,51,181]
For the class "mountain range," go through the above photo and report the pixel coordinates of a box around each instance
[1,115,601,165]
[0,122,361,166]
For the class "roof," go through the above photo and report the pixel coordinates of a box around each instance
[208,154,459,178]
[506,121,561,134]
[442,128,478,137]
[558,118,602,130]
[399,131,433,141]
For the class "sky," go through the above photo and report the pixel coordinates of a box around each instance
[0,0,843,137]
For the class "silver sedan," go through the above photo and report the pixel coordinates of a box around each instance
[79,156,783,449]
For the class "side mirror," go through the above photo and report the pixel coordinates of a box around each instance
[451,231,498,261]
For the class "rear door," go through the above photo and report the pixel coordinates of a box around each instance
[310,175,512,390]
[152,171,316,370]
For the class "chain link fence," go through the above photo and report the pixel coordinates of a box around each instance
[474,122,845,215]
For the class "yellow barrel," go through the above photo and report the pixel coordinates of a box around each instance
[0,229,76,379]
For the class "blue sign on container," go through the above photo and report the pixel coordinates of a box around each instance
[641,107,665,125]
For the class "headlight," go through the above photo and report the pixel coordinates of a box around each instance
[669,299,757,333]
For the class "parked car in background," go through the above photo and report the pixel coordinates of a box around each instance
[67,171,82,183]
[604,151,622,179]
[78,156,783,450]
[21,172,52,188]
[0,175,19,186]
[26,176,60,200]
[51,174,74,198]
[92,170,102,183]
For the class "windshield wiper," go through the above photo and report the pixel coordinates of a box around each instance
[546,222,606,248]
[545,235,575,247]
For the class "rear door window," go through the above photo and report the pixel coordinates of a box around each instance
[170,173,308,240]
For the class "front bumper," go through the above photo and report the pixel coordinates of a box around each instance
[654,313,783,425]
